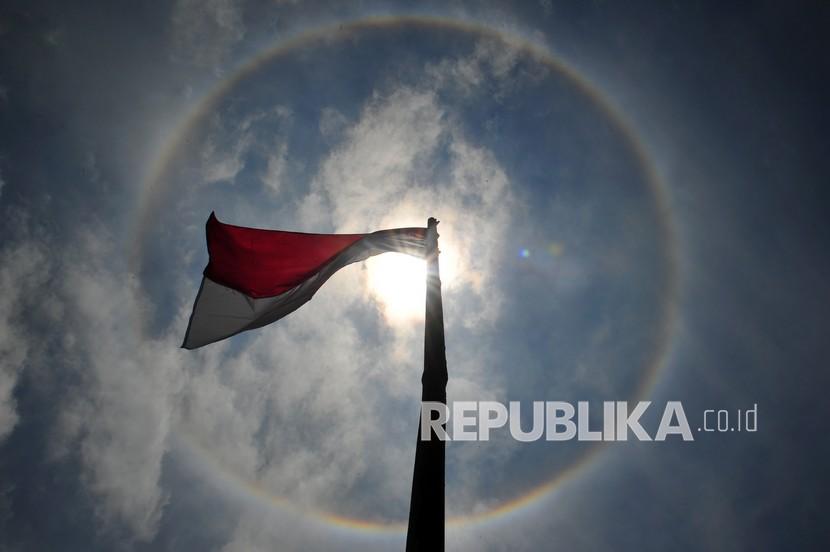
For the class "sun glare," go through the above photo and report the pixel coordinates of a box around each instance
[365,227,461,323]
[366,253,427,321]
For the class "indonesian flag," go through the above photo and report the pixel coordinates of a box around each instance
[182,213,428,349]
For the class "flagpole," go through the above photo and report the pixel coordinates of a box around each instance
[406,217,447,551]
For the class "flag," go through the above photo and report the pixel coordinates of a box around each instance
[182,212,427,349]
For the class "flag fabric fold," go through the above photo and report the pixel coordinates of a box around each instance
[182,212,427,349]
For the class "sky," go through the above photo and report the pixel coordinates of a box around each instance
[0,1,829,550]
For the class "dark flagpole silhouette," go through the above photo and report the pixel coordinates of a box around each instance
[406,217,447,551]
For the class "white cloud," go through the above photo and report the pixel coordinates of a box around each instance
[220,506,377,552]
[46,228,190,540]
[318,107,348,139]
[201,117,251,183]
[201,107,292,186]
[0,236,52,441]
[424,40,523,98]
[300,88,446,230]
[261,142,287,195]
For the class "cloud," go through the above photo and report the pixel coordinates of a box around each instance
[0,232,52,441]
[201,118,251,183]
[47,228,189,540]
[318,107,349,140]
[261,142,287,195]
[424,39,525,99]
[170,0,246,69]
[300,87,447,230]
[0,236,202,545]
[177,271,425,515]
[201,106,292,188]
[220,506,390,552]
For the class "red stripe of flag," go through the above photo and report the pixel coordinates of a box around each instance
[205,212,366,298]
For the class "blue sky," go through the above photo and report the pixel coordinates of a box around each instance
[0,1,828,551]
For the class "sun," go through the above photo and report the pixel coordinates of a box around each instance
[365,253,427,322]
[365,232,461,323]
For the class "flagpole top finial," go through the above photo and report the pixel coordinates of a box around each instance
[426,218,440,253]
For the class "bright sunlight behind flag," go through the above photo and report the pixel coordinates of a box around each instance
[182,213,427,349]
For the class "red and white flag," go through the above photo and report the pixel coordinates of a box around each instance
[182,213,427,349]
